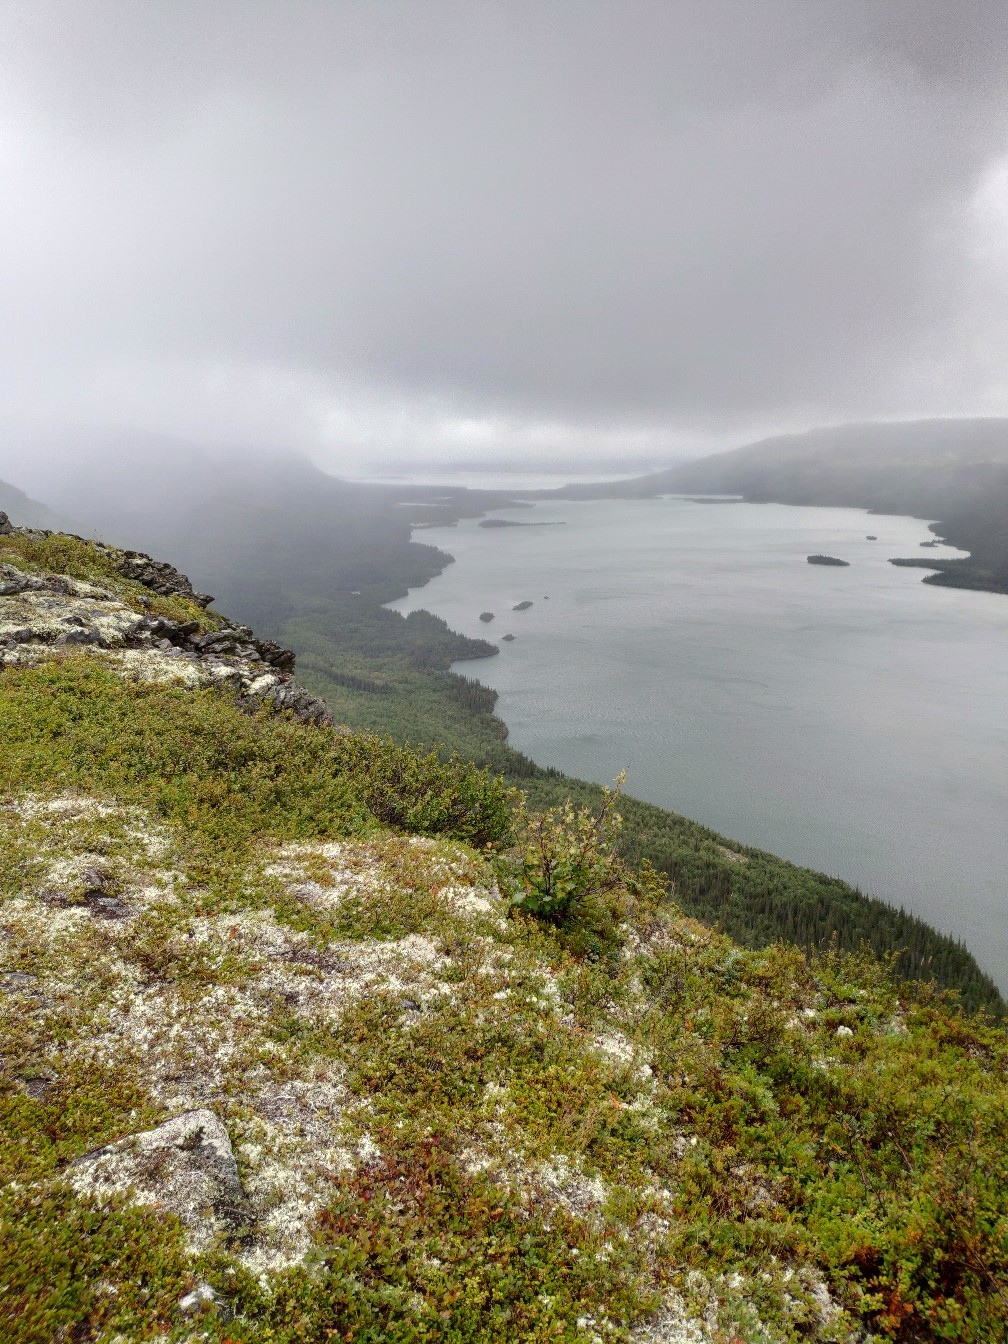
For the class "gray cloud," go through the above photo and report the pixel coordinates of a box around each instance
[2,0,1008,478]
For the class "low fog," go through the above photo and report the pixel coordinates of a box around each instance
[3,1,1008,490]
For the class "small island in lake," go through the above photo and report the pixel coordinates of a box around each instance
[501,632,516,641]
[479,611,494,622]
[478,518,566,528]
[512,600,533,610]
[807,554,850,567]
[866,534,877,540]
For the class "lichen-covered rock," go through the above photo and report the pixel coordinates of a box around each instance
[0,552,331,725]
[0,567,146,649]
[69,1109,246,1252]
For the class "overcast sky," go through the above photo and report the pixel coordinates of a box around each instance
[3,0,1008,478]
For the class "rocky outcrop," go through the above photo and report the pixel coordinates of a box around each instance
[69,1109,247,1253]
[109,548,215,608]
[0,516,214,606]
[0,555,332,726]
[145,613,295,672]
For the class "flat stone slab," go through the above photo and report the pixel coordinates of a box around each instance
[69,1108,246,1251]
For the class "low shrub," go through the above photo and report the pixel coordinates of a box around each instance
[0,660,513,876]
[330,733,514,849]
[226,1135,649,1342]
[497,774,626,920]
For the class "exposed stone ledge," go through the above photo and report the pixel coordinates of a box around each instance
[0,557,332,726]
[0,512,214,606]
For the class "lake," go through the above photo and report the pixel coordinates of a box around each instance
[388,496,1008,991]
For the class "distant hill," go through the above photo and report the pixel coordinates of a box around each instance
[557,419,1008,594]
[29,440,523,630]
[0,477,72,532]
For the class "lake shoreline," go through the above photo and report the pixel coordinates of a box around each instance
[390,494,1008,994]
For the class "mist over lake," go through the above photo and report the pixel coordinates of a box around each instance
[389,497,1008,992]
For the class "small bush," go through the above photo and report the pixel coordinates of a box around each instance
[497,773,626,920]
[330,733,515,849]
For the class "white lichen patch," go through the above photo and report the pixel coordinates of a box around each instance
[247,672,282,696]
[104,647,208,687]
[40,853,118,896]
[454,1131,612,1226]
[234,1076,364,1276]
[260,840,373,908]
[439,883,508,930]
[630,1292,712,1344]
[3,791,175,869]
[35,832,527,1271]
[262,839,350,876]
[9,794,123,822]
[529,1152,609,1217]
[592,1030,637,1066]
[0,797,183,989]
[6,868,485,1274]
[257,835,508,948]
[0,587,144,648]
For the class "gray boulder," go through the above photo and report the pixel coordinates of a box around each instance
[69,1108,247,1251]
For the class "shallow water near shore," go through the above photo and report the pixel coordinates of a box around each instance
[388,496,1008,992]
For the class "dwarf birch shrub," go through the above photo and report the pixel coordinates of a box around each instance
[498,773,626,920]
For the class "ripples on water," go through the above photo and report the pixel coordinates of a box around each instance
[389,497,1008,991]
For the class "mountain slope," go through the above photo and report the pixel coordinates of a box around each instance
[7,450,1001,1011]
[0,478,73,532]
[2,523,1007,1343]
[592,419,1008,595]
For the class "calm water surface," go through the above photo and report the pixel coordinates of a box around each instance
[389,498,1008,991]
